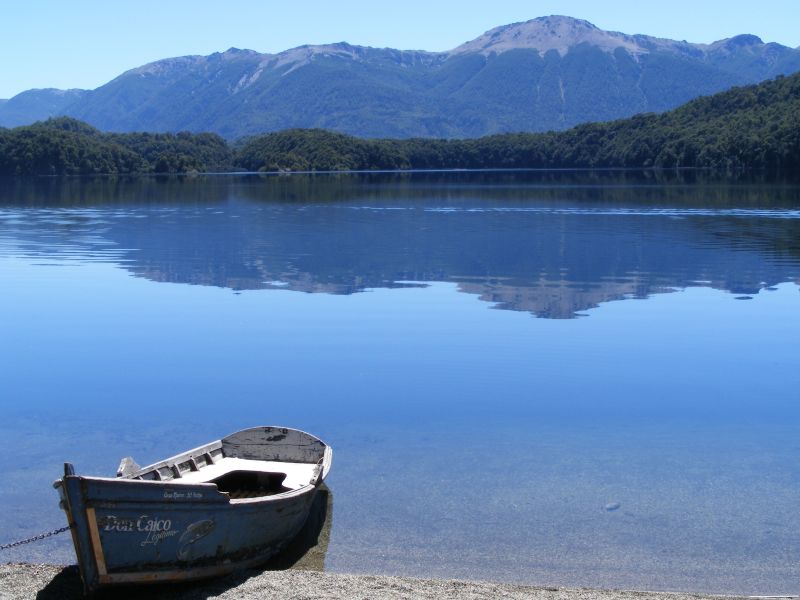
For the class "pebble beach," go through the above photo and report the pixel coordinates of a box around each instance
[0,564,770,600]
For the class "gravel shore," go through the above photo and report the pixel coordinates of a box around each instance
[0,564,758,600]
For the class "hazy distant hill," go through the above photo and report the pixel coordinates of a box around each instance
[1,16,799,138]
[0,88,87,128]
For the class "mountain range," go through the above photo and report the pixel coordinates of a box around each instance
[2,16,800,138]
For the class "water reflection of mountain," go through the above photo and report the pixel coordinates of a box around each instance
[2,173,799,318]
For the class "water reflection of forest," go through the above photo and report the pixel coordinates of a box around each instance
[4,170,800,207]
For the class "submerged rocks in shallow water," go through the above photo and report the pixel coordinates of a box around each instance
[605,502,621,512]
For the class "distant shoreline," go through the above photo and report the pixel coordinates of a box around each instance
[0,166,794,177]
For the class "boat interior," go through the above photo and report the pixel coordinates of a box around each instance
[119,428,328,501]
[178,457,316,499]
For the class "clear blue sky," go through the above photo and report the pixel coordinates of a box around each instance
[2,0,799,98]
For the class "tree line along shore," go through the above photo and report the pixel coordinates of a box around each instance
[1,72,798,176]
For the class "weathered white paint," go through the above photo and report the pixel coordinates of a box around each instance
[176,457,314,490]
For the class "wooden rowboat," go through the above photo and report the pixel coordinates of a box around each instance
[54,426,332,594]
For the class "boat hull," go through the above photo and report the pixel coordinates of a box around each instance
[58,474,319,592]
[55,426,332,594]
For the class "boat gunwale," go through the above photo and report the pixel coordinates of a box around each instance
[122,426,331,489]
[71,452,331,505]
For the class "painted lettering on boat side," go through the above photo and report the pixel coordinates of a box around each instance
[163,489,203,500]
[99,514,180,546]
[141,526,179,546]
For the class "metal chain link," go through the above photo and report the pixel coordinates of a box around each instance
[0,525,71,550]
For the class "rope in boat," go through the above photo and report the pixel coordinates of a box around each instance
[0,526,71,550]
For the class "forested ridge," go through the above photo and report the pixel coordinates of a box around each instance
[1,73,798,176]
[0,119,233,175]
[236,73,800,172]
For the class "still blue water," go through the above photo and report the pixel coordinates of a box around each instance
[0,172,798,594]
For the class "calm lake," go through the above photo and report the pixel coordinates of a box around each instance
[0,171,798,594]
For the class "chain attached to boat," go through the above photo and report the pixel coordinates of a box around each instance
[0,525,71,550]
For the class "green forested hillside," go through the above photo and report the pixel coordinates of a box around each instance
[236,73,800,173]
[1,73,798,176]
[235,129,411,171]
[0,118,232,175]
[107,131,233,173]
[0,119,146,175]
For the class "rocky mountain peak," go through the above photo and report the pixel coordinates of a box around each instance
[450,15,644,57]
[220,47,261,58]
[706,34,774,57]
[725,34,765,47]
[128,55,208,78]
[266,42,366,72]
